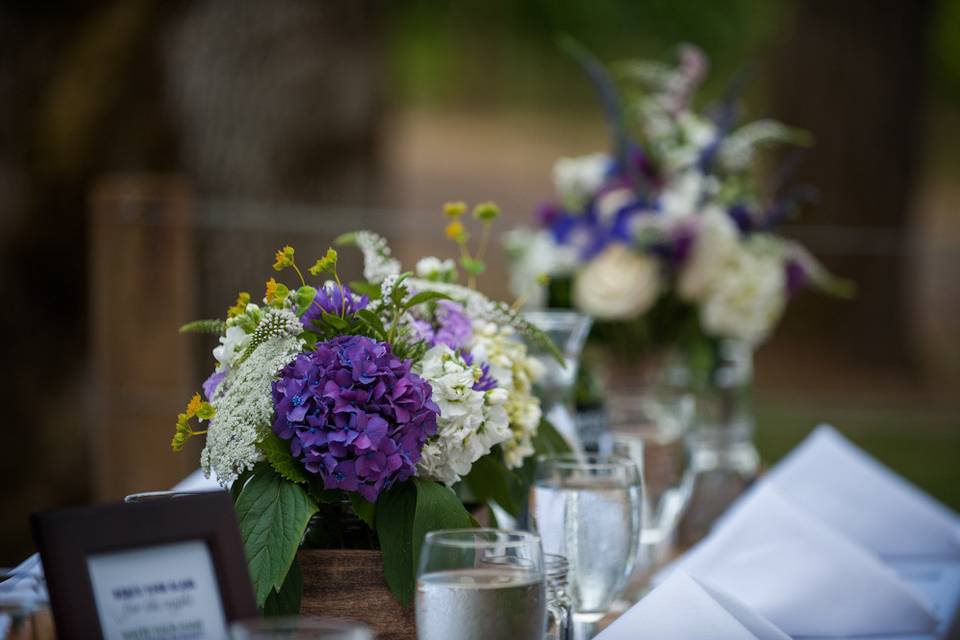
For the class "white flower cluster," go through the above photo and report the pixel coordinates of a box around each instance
[415,256,457,281]
[416,345,510,486]
[468,322,544,469]
[553,153,611,211]
[201,335,303,487]
[213,325,251,372]
[354,231,401,284]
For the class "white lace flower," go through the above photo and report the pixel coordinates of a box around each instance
[354,231,401,284]
[416,345,510,485]
[415,256,457,281]
[201,335,303,487]
[573,244,661,320]
[469,322,543,469]
[553,153,611,210]
[699,236,787,345]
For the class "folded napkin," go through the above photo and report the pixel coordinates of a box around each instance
[763,425,960,559]
[171,467,224,492]
[597,570,790,640]
[673,484,938,637]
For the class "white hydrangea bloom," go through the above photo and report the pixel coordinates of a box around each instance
[416,345,510,486]
[573,244,661,320]
[504,228,579,309]
[469,322,544,469]
[553,153,611,210]
[700,236,787,345]
[678,205,739,302]
[201,335,303,487]
[354,231,401,284]
[212,325,251,372]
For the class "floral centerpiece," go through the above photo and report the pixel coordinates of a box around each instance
[172,204,566,615]
[506,42,851,381]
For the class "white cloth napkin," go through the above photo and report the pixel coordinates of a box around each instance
[596,570,790,640]
[673,484,939,637]
[171,467,224,492]
[764,425,960,559]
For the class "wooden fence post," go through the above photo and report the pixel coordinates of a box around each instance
[89,175,197,500]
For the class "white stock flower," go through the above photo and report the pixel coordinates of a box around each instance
[678,205,739,302]
[212,325,251,372]
[700,237,787,345]
[469,321,544,469]
[354,231,401,284]
[416,345,511,485]
[553,153,611,210]
[573,244,661,320]
[201,335,303,487]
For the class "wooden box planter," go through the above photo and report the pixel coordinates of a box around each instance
[299,549,416,640]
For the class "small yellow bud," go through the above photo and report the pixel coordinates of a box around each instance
[445,221,468,244]
[443,201,467,219]
[309,248,338,276]
[472,201,500,221]
[265,278,280,304]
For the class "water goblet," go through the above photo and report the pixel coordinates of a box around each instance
[415,528,546,640]
[530,454,642,635]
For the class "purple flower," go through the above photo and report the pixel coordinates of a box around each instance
[272,335,438,502]
[301,283,368,330]
[785,259,807,297]
[462,351,498,392]
[202,370,226,401]
[411,300,472,351]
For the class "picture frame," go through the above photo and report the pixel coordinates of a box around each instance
[31,491,257,640]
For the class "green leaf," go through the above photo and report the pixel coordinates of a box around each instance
[235,468,318,607]
[179,319,226,334]
[230,468,254,504]
[534,418,572,457]
[375,478,474,607]
[295,286,317,316]
[402,290,452,311]
[459,256,486,275]
[463,455,523,518]
[355,309,387,339]
[349,280,382,300]
[259,431,308,484]
[262,556,302,616]
[321,312,349,330]
[349,493,376,529]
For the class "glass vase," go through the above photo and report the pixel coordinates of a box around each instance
[680,339,760,544]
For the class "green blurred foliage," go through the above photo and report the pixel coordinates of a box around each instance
[933,0,960,103]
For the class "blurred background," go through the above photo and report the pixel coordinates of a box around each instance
[1,0,958,565]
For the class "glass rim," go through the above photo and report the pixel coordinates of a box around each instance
[230,616,372,632]
[123,490,218,503]
[423,528,541,550]
[537,453,637,472]
[522,309,592,330]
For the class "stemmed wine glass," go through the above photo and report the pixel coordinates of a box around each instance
[416,529,547,640]
[530,454,642,637]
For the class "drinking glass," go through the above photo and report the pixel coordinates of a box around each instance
[600,392,694,572]
[230,617,373,639]
[523,310,592,448]
[416,529,546,640]
[530,455,642,631]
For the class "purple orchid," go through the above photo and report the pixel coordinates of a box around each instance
[272,335,438,502]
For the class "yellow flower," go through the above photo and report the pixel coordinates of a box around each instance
[227,292,251,318]
[309,248,338,276]
[472,201,500,221]
[186,392,202,417]
[273,245,296,271]
[445,221,468,244]
[265,278,280,304]
[443,201,467,218]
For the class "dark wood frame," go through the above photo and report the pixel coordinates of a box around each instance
[31,492,256,639]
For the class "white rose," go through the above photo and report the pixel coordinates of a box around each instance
[573,244,661,320]
[553,153,611,210]
[678,205,739,302]
[700,237,787,345]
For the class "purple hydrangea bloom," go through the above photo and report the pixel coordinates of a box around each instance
[272,335,438,502]
[301,284,369,330]
[411,300,472,350]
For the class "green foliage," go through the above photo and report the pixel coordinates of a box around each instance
[262,556,303,616]
[260,431,308,484]
[462,455,524,518]
[349,493,376,529]
[349,280,382,300]
[459,256,486,276]
[294,286,318,316]
[235,467,318,607]
[376,478,474,607]
[403,290,452,310]
[178,319,226,335]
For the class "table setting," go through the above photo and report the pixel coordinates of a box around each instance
[2,39,958,640]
